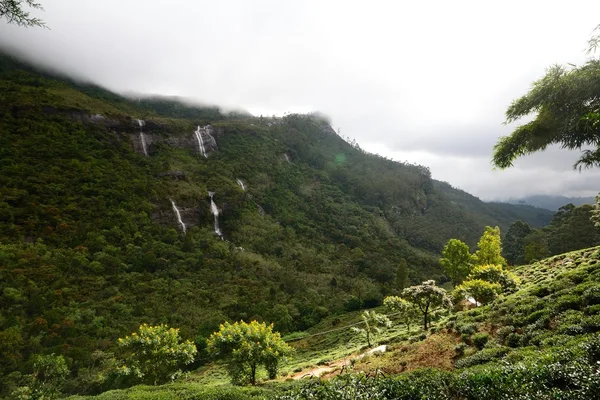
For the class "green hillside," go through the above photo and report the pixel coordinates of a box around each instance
[62,246,600,399]
[0,52,557,397]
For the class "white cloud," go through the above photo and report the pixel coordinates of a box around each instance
[1,0,600,199]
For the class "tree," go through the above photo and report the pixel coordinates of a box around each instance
[116,324,197,385]
[523,229,550,263]
[454,279,502,307]
[395,258,409,290]
[472,226,506,267]
[503,221,532,266]
[383,296,418,333]
[593,194,600,227]
[11,354,69,400]
[206,320,293,385]
[0,0,45,27]
[468,264,519,293]
[492,28,600,170]
[439,239,472,285]
[402,280,452,330]
[351,310,392,347]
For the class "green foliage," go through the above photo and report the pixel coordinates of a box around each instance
[0,0,45,27]
[350,310,392,347]
[493,32,600,169]
[11,353,69,400]
[206,320,293,385]
[401,280,452,330]
[468,264,519,293]
[502,220,532,265]
[440,239,472,285]
[455,279,502,307]
[472,333,489,350]
[471,226,506,267]
[116,324,197,385]
[383,296,418,332]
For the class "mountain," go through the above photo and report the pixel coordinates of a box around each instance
[0,51,554,395]
[506,194,595,211]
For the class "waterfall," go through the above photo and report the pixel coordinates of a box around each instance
[194,125,208,158]
[170,200,186,233]
[137,119,148,156]
[208,191,223,237]
[283,153,291,162]
[236,179,246,191]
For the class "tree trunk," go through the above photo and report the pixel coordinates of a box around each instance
[250,363,256,385]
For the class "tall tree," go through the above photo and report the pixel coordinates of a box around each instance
[0,0,45,27]
[395,258,409,290]
[439,239,472,285]
[472,226,506,267]
[503,221,532,265]
[402,280,452,330]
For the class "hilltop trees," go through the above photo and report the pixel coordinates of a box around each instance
[440,239,472,285]
[402,280,452,330]
[207,321,293,385]
[116,324,197,385]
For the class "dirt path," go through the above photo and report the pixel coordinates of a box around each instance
[290,345,387,380]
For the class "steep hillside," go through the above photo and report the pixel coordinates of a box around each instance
[0,52,555,396]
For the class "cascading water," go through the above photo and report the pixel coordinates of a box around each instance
[194,125,208,158]
[170,199,186,234]
[208,191,223,237]
[236,179,246,191]
[137,119,148,156]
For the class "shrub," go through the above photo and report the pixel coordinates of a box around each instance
[454,343,468,356]
[553,294,581,313]
[472,333,489,350]
[457,323,477,335]
[583,287,600,306]
[455,347,509,368]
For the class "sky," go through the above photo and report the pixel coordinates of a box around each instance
[1,0,600,200]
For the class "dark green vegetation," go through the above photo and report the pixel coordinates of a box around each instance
[68,246,600,399]
[503,203,600,265]
[0,51,559,396]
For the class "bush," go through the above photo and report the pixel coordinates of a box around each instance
[455,347,510,368]
[553,294,581,313]
[457,323,477,335]
[454,343,468,356]
[506,333,522,348]
[583,287,600,306]
[472,333,489,350]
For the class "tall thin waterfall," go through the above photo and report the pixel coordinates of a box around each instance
[194,125,208,158]
[170,200,186,233]
[137,119,148,156]
[236,179,246,191]
[208,191,223,237]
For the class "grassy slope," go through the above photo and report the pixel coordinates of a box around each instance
[77,245,600,398]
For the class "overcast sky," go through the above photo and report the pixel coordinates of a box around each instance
[1,0,600,200]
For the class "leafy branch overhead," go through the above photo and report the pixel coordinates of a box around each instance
[493,28,600,170]
[0,0,46,27]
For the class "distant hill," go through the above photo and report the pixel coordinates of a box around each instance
[506,194,595,211]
